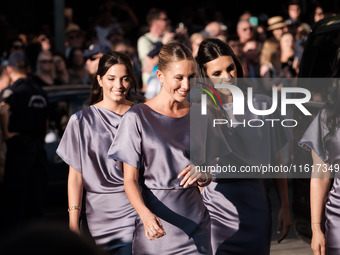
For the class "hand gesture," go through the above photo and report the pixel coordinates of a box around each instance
[141,211,166,240]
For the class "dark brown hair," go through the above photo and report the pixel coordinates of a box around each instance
[89,51,138,105]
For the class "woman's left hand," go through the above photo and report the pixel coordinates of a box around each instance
[178,165,209,188]
[277,205,291,243]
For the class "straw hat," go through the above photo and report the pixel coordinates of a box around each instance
[267,16,287,31]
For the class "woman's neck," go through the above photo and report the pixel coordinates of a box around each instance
[96,98,132,115]
[146,90,189,117]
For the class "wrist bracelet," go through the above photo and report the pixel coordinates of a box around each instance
[68,206,81,212]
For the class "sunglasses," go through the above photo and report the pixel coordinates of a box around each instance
[242,27,253,32]
[39,59,53,64]
[88,56,100,61]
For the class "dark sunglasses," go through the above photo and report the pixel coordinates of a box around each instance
[88,56,100,61]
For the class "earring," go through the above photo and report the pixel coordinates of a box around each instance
[160,82,163,86]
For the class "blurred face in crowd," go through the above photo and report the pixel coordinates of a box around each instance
[237,20,254,43]
[71,49,85,68]
[37,51,54,73]
[97,64,131,104]
[272,28,284,41]
[53,55,66,73]
[228,40,243,58]
[153,12,168,32]
[243,40,259,63]
[10,40,25,54]
[288,4,301,20]
[67,31,84,48]
[314,7,325,23]
[86,54,103,75]
[280,33,294,52]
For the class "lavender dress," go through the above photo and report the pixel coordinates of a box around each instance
[56,105,137,255]
[299,109,340,254]
[201,94,291,255]
[108,103,212,255]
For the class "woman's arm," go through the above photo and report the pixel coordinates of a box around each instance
[67,166,83,234]
[123,162,166,240]
[310,149,331,255]
[273,150,291,243]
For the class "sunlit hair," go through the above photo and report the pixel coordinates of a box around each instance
[89,51,138,105]
[158,41,194,72]
[195,38,243,79]
[260,38,281,71]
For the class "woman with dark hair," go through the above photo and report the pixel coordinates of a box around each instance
[195,38,291,254]
[56,51,138,254]
[108,41,212,254]
[299,47,340,255]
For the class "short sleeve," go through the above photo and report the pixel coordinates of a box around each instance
[107,111,142,169]
[299,110,328,162]
[56,114,82,172]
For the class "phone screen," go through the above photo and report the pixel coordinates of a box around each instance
[249,17,258,27]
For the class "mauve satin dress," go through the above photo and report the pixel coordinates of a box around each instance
[56,105,137,255]
[200,94,291,255]
[108,103,212,255]
[299,109,340,254]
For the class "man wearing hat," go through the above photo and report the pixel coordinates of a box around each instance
[0,51,48,230]
[267,16,288,41]
[83,43,110,85]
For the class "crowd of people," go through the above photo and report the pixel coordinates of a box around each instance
[0,0,340,255]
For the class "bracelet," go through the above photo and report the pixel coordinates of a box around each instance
[68,206,81,212]
[198,172,209,187]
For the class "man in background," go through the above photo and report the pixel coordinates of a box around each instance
[0,52,48,230]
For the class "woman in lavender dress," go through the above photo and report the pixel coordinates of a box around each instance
[195,38,291,254]
[299,48,340,255]
[108,42,212,255]
[56,51,138,254]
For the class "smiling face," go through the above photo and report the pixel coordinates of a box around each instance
[205,55,237,97]
[97,64,130,104]
[157,59,196,103]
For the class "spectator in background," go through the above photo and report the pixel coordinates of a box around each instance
[144,42,162,99]
[34,33,52,52]
[236,19,255,44]
[285,0,301,37]
[137,8,173,91]
[313,2,325,23]
[32,50,57,86]
[267,16,288,41]
[65,23,86,58]
[280,32,298,77]
[0,51,48,230]
[242,39,260,79]
[227,34,243,60]
[67,47,87,85]
[190,32,206,58]
[83,43,110,85]
[53,52,70,85]
[92,0,138,49]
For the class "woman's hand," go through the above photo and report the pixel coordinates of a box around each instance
[311,226,326,255]
[140,211,166,240]
[276,205,291,243]
[178,165,210,188]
